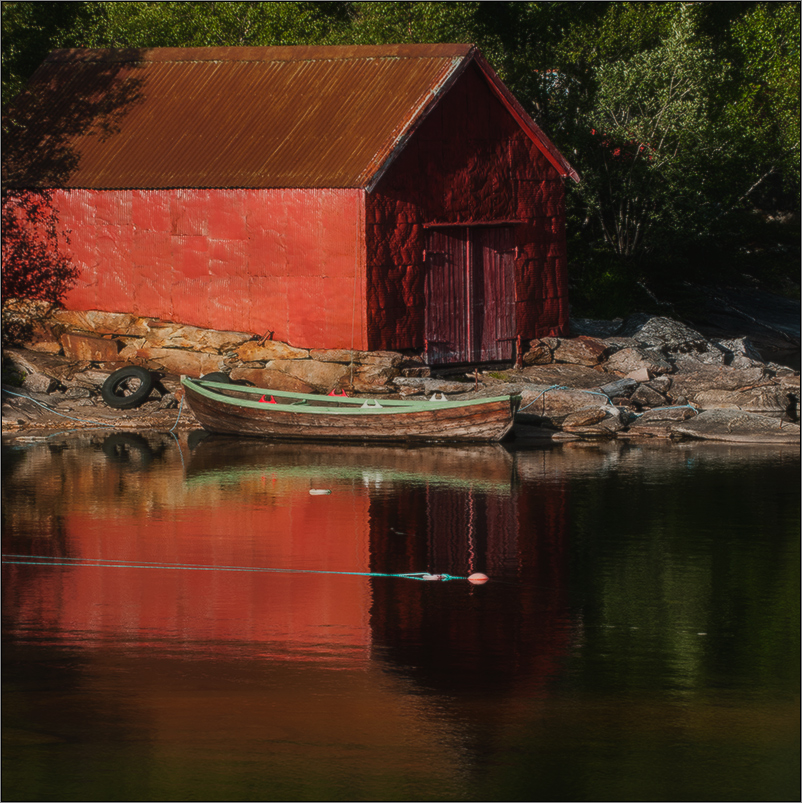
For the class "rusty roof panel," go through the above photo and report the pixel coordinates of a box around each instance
[4,44,577,190]
[4,45,471,189]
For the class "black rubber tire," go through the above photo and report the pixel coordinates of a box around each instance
[101,366,155,409]
[101,433,154,468]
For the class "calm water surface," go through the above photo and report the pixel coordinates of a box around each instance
[2,432,799,801]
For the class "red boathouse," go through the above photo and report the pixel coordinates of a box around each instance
[3,44,578,365]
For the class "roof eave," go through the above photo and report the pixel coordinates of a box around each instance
[362,48,473,193]
[470,50,580,183]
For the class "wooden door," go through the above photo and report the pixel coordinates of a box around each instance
[424,227,469,365]
[425,226,516,365]
[473,226,516,363]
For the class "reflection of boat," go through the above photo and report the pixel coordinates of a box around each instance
[181,377,520,443]
[186,436,516,493]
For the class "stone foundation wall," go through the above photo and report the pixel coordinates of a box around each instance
[3,301,425,394]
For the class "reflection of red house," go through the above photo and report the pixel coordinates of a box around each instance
[368,477,571,697]
[5,440,570,698]
[5,45,578,365]
[6,477,374,656]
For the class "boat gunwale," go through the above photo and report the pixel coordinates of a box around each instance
[181,376,521,416]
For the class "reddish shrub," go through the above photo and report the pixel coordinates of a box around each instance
[2,189,79,303]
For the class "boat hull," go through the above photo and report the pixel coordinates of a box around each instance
[182,381,518,443]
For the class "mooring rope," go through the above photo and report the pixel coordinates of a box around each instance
[517,384,609,413]
[1,554,464,582]
[516,384,698,418]
[2,387,120,429]
[168,394,184,432]
[3,387,186,433]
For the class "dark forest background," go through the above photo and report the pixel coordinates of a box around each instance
[2,1,799,320]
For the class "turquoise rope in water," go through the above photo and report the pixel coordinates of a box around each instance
[1,554,464,582]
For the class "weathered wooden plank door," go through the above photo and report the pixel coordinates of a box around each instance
[424,227,469,365]
[473,226,516,363]
[425,226,516,365]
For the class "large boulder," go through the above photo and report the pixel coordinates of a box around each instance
[502,363,611,389]
[523,338,557,366]
[264,358,349,392]
[561,406,608,428]
[116,345,226,377]
[605,347,673,377]
[671,409,800,443]
[561,405,626,437]
[236,340,310,362]
[518,385,612,423]
[309,349,403,367]
[228,367,315,393]
[61,333,120,362]
[597,377,638,398]
[619,315,708,353]
[351,364,400,393]
[601,336,641,354]
[668,363,767,398]
[393,377,474,395]
[630,383,668,408]
[24,321,63,354]
[691,386,790,413]
[552,336,608,366]
[50,309,150,337]
[624,405,698,438]
[21,371,58,394]
[141,323,251,353]
[715,336,765,368]
[636,405,698,422]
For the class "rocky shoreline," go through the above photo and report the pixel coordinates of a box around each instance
[2,302,799,444]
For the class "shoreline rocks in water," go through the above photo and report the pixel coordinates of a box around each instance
[1,302,799,444]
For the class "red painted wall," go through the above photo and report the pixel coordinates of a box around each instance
[11,63,569,359]
[51,187,368,350]
[366,61,569,351]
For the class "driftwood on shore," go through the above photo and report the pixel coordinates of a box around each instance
[1,302,799,444]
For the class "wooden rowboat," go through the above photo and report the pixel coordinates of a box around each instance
[181,376,520,443]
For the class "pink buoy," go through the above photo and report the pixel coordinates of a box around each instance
[468,573,489,584]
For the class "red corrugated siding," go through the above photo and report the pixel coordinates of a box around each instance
[366,62,569,356]
[54,187,367,348]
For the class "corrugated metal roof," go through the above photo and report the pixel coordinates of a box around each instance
[3,44,577,189]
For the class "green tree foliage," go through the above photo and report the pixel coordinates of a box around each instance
[727,2,800,188]
[1,1,98,107]
[78,1,351,48]
[570,6,738,259]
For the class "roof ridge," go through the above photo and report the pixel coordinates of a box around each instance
[45,43,475,65]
